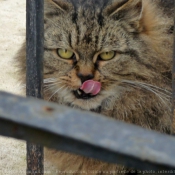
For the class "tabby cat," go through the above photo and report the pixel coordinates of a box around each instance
[16,0,174,174]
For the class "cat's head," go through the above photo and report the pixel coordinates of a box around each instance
[43,0,172,110]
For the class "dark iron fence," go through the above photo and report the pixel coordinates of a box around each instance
[26,0,44,174]
[172,0,175,136]
[0,0,175,174]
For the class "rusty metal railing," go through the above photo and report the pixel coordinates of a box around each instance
[0,91,175,171]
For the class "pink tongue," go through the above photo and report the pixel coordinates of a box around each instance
[80,80,101,95]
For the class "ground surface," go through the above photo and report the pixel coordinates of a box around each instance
[0,0,27,174]
[0,1,56,174]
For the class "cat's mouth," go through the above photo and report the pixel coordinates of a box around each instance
[73,80,101,100]
[73,89,97,99]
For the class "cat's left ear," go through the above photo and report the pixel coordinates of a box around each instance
[104,0,143,30]
[51,0,71,12]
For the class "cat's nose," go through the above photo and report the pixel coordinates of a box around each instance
[77,73,94,83]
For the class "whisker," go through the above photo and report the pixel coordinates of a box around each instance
[122,80,171,95]
[121,80,171,107]
[44,83,63,92]
[44,78,57,83]
[44,86,56,92]
[134,83,170,100]
[44,82,62,87]
[48,85,66,101]
[136,81,171,94]
[126,83,168,107]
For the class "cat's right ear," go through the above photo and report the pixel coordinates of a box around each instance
[103,0,142,21]
[50,0,71,12]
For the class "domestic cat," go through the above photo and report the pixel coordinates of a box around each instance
[16,0,174,174]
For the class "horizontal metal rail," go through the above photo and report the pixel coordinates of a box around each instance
[0,91,175,172]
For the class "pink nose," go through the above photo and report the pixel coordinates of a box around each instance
[77,73,94,83]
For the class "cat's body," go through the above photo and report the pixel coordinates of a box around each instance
[16,0,174,174]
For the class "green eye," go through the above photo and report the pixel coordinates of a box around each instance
[57,49,74,59]
[99,51,115,60]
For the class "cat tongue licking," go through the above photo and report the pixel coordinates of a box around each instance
[80,80,101,95]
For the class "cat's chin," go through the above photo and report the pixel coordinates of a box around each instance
[73,89,97,100]
[55,85,124,110]
[71,95,105,110]
[67,93,105,110]
[57,88,118,111]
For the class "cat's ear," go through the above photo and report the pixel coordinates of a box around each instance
[104,0,143,25]
[104,0,142,19]
[50,0,71,12]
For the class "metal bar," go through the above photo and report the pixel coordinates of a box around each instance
[0,92,175,172]
[26,0,44,174]
[172,0,175,135]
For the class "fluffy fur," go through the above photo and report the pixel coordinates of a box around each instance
[16,0,173,174]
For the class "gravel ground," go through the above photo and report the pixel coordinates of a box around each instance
[0,1,57,174]
[0,0,27,174]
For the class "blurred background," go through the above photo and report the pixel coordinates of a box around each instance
[0,0,26,174]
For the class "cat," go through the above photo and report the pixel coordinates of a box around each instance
[15,0,174,174]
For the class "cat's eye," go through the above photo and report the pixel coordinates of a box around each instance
[57,49,74,59]
[99,51,115,61]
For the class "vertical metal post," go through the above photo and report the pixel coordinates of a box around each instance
[172,0,175,135]
[26,0,44,174]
